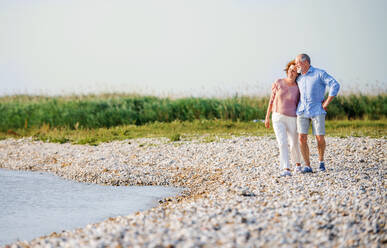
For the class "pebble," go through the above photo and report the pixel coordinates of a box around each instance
[0,136,385,247]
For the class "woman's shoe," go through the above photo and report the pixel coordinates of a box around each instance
[295,165,302,173]
[281,170,292,177]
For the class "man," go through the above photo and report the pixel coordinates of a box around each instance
[295,54,340,173]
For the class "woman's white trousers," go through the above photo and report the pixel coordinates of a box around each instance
[272,112,301,170]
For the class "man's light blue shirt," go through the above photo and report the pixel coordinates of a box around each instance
[296,66,340,118]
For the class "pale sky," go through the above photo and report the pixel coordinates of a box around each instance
[0,0,386,97]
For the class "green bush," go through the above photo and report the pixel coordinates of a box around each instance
[0,94,385,131]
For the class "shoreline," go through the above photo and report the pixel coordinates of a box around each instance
[0,168,182,247]
[1,136,386,247]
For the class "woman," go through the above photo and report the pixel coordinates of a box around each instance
[265,60,302,176]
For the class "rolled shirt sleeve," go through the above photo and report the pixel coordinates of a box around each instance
[321,70,340,97]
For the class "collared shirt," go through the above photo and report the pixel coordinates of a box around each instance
[296,66,340,117]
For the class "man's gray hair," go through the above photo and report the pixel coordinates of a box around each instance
[300,54,311,64]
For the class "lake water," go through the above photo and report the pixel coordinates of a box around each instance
[0,169,182,246]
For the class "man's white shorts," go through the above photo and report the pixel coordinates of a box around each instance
[297,114,326,135]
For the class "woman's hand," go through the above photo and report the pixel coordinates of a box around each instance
[265,117,270,128]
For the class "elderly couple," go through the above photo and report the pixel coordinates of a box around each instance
[265,54,340,176]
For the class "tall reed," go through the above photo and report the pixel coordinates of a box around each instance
[0,94,385,131]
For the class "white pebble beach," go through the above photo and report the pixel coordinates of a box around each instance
[0,135,386,247]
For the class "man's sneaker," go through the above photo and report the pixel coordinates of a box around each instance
[301,166,313,173]
[281,170,292,177]
[295,165,302,173]
[319,162,326,172]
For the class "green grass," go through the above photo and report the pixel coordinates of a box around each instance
[325,120,386,138]
[0,120,385,145]
[0,93,385,144]
[0,94,385,132]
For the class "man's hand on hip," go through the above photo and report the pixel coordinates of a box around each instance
[322,101,329,111]
[322,96,335,111]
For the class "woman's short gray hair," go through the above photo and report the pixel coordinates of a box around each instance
[300,54,311,64]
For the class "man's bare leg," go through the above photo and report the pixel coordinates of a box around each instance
[299,134,310,167]
[315,135,326,162]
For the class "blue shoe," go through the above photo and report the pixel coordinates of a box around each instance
[319,162,326,171]
[301,166,313,173]
[281,170,292,177]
